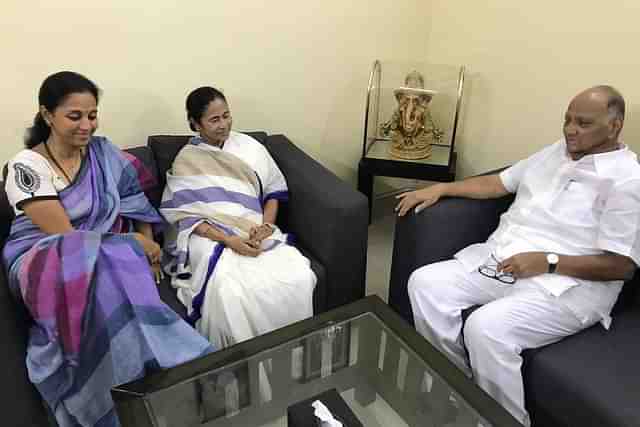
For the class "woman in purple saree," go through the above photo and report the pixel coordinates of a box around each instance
[3,72,212,427]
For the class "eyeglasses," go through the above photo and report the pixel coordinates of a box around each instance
[478,254,516,284]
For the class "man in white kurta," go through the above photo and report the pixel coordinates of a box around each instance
[395,86,640,426]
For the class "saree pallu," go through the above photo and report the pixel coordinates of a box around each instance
[160,136,315,348]
[3,137,212,427]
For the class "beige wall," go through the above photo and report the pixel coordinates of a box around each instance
[6,2,639,184]
[426,1,640,178]
[0,1,431,182]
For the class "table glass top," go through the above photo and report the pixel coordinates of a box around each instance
[143,313,498,427]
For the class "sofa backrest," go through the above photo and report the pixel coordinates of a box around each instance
[0,183,14,244]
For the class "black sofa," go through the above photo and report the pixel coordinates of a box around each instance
[0,132,368,426]
[388,191,640,427]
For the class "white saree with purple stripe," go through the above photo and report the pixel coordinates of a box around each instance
[160,132,316,349]
[2,137,212,427]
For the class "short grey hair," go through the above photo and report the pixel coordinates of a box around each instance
[593,85,625,121]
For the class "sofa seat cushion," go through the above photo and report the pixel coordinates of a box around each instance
[523,308,640,427]
[156,277,187,319]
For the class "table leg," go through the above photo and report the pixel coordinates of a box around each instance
[352,318,379,406]
[357,161,374,224]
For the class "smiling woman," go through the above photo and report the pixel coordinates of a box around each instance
[186,86,232,147]
[3,71,213,427]
[160,86,317,350]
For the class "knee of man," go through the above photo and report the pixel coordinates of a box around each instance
[407,269,423,298]
[407,268,439,305]
[463,309,493,348]
[463,309,522,360]
[408,263,451,299]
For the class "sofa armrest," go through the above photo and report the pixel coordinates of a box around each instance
[0,271,50,426]
[388,195,514,322]
[264,135,368,311]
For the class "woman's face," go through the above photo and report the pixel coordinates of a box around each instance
[194,98,232,146]
[42,92,98,148]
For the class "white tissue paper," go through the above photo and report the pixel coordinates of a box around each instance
[311,400,343,427]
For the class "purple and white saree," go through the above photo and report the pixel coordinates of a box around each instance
[3,137,212,427]
[160,132,315,349]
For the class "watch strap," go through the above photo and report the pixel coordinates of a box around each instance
[547,254,558,274]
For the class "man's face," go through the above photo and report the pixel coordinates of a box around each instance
[563,91,621,160]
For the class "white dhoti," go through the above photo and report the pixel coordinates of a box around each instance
[177,234,316,349]
[408,259,597,426]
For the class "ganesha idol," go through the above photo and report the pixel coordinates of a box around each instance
[380,71,443,160]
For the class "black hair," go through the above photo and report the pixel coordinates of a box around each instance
[185,86,227,132]
[25,71,100,148]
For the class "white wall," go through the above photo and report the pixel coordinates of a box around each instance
[425,1,640,177]
[1,0,432,182]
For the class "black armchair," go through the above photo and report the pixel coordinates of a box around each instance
[388,186,640,427]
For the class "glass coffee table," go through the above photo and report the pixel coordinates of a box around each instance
[113,296,522,427]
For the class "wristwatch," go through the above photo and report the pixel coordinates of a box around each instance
[547,253,559,274]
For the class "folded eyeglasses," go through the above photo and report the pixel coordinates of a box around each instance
[478,254,517,284]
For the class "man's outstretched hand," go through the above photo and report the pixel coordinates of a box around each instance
[395,184,444,216]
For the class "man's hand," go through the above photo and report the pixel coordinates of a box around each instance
[225,236,262,257]
[395,184,444,216]
[249,224,274,243]
[498,252,548,279]
[395,175,509,217]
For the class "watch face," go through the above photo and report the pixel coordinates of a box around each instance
[547,253,559,264]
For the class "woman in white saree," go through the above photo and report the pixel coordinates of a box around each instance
[161,87,316,349]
